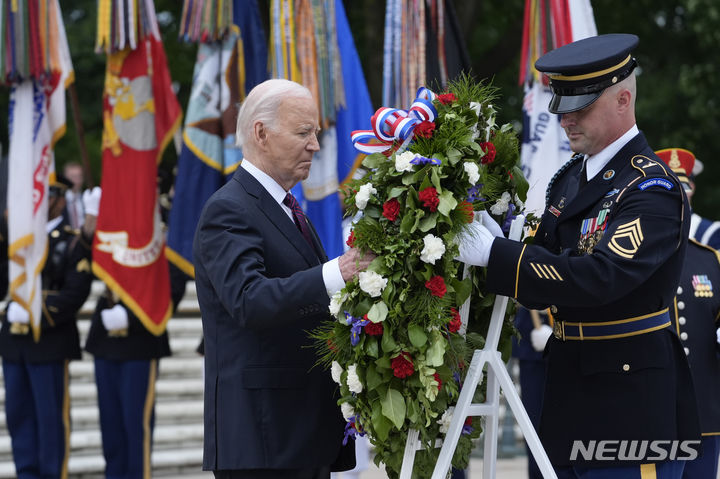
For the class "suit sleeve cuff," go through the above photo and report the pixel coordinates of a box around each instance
[487,238,527,299]
[322,258,345,296]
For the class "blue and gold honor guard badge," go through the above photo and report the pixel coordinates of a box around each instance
[577,208,610,254]
[692,275,713,297]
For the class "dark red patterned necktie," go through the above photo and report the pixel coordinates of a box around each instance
[283,193,314,249]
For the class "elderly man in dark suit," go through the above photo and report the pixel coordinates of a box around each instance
[194,79,374,479]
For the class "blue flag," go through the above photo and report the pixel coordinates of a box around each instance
[300,0,374,258]
[167,1,268,277]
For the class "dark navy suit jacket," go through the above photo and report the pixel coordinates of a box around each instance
[193,166,353,471]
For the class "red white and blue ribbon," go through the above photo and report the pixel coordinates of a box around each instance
[351,86,437,155]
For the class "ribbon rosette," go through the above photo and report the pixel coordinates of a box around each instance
[351,87,438,155]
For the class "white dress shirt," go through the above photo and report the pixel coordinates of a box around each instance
[241,160,345,296]
[584,124,639,181]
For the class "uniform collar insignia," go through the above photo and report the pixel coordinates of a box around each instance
[603,169,615,180]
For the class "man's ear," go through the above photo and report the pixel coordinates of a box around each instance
[253,121,267,147]
[616,88,632,113]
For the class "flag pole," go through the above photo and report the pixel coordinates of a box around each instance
[68,82,95,188]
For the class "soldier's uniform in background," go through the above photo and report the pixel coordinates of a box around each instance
[84,263,187,479]
[672,240,720,479]
[0,218,94,478]
[656,147,720,478]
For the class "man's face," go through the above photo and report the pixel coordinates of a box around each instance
[64,165,84,191]
[262,96,320,191]
[559,90,618,156]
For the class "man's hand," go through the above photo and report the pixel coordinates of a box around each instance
[339,248,376,282]
[479,210,504,237]
[531,324,553,352]
[455,221,496,266]
[7,302,29,324]
[82,187,102,217]
[101,304,129,331]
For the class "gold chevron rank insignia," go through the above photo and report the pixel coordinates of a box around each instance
[529,262,564,281]
[608,218,644,258]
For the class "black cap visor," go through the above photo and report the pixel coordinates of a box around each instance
[548,91,602,114]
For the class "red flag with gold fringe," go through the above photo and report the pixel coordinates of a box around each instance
[92,34,182,335]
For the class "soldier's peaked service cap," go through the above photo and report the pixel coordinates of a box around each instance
[535,33,639,114]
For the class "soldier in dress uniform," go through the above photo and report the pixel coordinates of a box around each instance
[656,147,720,479]
[84,176,187,479]
[457,34,700,478]
[0,175,98,479]
[661,149,720,249]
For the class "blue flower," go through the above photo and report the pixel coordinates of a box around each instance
[410,155,442,166]
[343,415,367,445]
[466,184,485,202]
[462,424,474,435]
[346,313,369,347]
[502,203,523,235]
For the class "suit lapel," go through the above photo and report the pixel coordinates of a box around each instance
[559,133,646,224]
[234,169,321,267]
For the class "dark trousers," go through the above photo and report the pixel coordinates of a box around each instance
[555,461,685,478]
[213,466,331,479]
[682,435,720,479]
[2,359,69,479]
[94,358,158,479]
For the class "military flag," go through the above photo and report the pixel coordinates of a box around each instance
[167,0,268,277]
[92,1,182,334]
[519,0,597,216]
[5,0,74,340]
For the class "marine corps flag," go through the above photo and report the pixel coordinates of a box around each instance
[92,33,182,335]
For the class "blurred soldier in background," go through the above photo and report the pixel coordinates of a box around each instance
[0,176,99,479]
[657,147,720,479]
[63,162,86,230]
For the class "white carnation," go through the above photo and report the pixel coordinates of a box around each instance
[490,191,512,215]
[420,234,446,265]
[358,271,388,298]
[329,292,344,318]
[331,361,343,384]
[355,183,377,210]
[437,406,455,434]
[394,151,416,173]
[514,194,525,212]
[347,364,363,394]
[463,162,480,185]
[341,402,355,421]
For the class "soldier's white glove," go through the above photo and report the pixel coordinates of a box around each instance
[82,187,102,217]
[101,304,128,331]
[531,324,553,352]
[7,302,30,324]
[716,327,720,345]
[479,210,504,238]
[455,221,496,267]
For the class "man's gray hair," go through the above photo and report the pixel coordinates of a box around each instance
[235,79,313,149]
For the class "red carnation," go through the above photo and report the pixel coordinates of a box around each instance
[434,372,443,391]
[364,321,384,336]
[425,276,447,298]
[414,121,436,138]
[346,230,356,248]
[418,187,440,212]
[479,142,496,164]
[391,352,415,378]
[464,416,473,426]
[448,308,462,333]
[437,93,457,105]
[382,198,401,222]
[458,201,474,223]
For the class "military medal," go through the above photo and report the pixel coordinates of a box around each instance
[577,208,610,254]
[692,275,713,297]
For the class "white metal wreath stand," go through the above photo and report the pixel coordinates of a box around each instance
[399,216,557,479]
